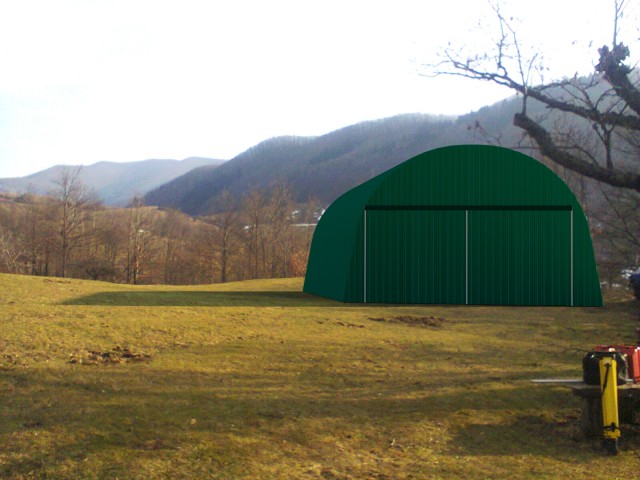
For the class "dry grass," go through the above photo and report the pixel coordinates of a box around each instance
[1,273,640,479]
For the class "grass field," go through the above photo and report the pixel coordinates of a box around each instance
[1,273,640,479]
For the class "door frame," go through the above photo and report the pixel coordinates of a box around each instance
[363,205,573,305]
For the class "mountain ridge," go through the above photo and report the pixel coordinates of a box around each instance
[0,157,224,206]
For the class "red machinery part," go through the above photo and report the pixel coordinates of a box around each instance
[595,345,640,383]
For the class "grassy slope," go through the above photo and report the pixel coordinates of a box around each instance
[1,273,639,479]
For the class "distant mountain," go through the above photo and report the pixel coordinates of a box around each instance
[144,103,525,216]
[0,157,224,206]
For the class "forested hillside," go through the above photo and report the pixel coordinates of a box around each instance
[144,109,521,215]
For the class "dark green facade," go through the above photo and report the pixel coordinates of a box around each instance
[303,145,602,306]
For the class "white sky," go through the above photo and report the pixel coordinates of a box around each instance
[0,0,635,178]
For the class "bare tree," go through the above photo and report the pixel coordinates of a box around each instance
[288,198,320,277]
[242,190,267,279]
[50,167,96,277]
[591,184,640,280]
[425,0,640,192]
[0,207,24,273]
[204,190,243,283]
[125,196,149,284]
[19,193,54,276]
[265,183,294,278]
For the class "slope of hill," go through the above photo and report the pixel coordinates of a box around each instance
[0,157,224,206]
[144,104,523,215]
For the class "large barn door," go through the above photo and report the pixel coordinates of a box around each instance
[468,209,572,305]
[365,209,466,304]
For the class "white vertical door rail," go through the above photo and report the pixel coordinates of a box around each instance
[465,209,469,305]
[570,208,574,307]
[363,209,367,303]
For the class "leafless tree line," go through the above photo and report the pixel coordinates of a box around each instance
[0,167,319,285]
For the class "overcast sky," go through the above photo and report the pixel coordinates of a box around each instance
[0,0,635,178]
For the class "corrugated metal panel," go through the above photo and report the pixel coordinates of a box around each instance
[367,146,571,208]
[468,209,571,305]
[365,209,466,304]
[304,172,386,301]
[362,207,572,305]
[572,210,601,306]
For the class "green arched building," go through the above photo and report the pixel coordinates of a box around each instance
[303,145,602,306]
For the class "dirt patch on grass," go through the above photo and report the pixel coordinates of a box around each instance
[68,346,151,365]
[335,321,365,328]
[43,278,73,284]
[368,315,445,328]
[1,353,24,368]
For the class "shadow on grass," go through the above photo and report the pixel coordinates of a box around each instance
[62,291,344,307]
[449,413,640,458]
[62,290,615,309]
[449,415,582,457]
[0,364,598,479]
[59,283,640,310]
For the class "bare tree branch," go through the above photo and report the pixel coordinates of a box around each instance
[513,112,640,190]
[423,0,640,195]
